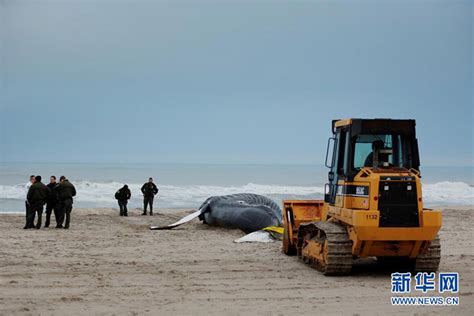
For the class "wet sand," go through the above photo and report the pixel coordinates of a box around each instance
[0,206,473,315]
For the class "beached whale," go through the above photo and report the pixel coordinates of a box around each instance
[150,193,282,233]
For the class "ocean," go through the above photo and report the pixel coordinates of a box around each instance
[0,162,472,213]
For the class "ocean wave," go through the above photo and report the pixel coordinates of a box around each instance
[0,181,472,208]
[421,181,474,205]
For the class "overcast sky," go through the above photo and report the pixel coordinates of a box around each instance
[0,0,472,166]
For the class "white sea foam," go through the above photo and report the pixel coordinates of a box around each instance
[0,181,472,211]
[421,181,474,205]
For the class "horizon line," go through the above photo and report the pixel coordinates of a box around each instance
[1,161,473,169]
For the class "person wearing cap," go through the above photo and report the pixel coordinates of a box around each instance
[56,176,76,229]
[140,177,158,216]
[115,184,131,216]
[26,175,50,229]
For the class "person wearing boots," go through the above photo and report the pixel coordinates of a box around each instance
[115,184,131,216]
[140,177,158,216]
[23,175,35,229]
[45,176,59,228]
[56,176,76,229]
[26,176,50,229]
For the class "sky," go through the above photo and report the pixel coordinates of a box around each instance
[0,0,472,166]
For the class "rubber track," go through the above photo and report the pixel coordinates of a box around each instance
[299,221,352,276]
[414,235,441,272]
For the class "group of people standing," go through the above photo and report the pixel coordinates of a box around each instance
[114,177,159,216]
[24,175,76,229]
[23,175,157,228]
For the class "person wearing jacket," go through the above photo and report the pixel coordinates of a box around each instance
[23,175,35,229]
[56,176,76,229]
[115,184,131,216]
[141,177,158,216]
[45,175,60,228]
[26,175,50,229]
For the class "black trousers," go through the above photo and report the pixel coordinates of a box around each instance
[118,200,128,216]
[45,202,60,227]
[143,196,154,214]
[24,201,29,228]
[26,202,43,229]
[59,199,73,228]
[56,201,64,227]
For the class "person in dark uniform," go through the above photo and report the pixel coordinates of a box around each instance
[26,175,50,229]
[141,177,158,216]
[115,184,131,216]
[56,176,76,229]
[45,175,59,228]
[23,175,35,229]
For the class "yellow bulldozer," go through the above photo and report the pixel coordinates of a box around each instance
[282,119,441,275]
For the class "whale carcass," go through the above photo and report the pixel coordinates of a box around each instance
[150,193,282,233]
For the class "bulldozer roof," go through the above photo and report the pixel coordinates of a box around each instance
[332,118,416,136]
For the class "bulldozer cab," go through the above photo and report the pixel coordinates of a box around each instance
[324,119,421,205]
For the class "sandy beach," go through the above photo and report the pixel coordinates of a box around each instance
[0,206,472,315]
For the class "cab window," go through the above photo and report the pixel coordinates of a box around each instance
[353,134,397,169]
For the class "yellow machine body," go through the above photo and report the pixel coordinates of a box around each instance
[282,119,442,275]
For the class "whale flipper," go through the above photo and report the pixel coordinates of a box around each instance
[149,209,203,230]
